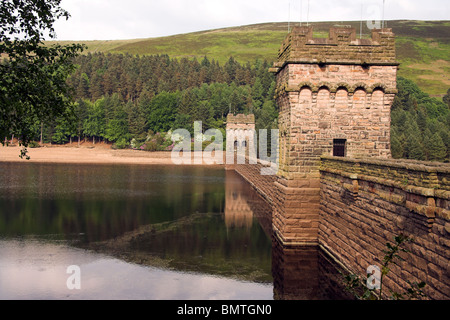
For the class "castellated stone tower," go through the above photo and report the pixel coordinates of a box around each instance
[269,26,399,245]
[225,114,256,168]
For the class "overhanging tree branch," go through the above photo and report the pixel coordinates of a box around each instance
[0,0,85,158]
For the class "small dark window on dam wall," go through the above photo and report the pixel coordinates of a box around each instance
[333,139,347,157]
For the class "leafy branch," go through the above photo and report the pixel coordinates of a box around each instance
[1,0,85,158]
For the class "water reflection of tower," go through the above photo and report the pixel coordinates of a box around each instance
[224,170,254,230]
[271,236,354,300]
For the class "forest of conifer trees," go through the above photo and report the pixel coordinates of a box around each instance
[35,53,449,162]
[391,77,449,162]
[39,53,277,150]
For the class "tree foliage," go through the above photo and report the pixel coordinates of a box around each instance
[0,0,84,156]
[391,77,449,162]
[443,88,450,108]
[34,53,278,148]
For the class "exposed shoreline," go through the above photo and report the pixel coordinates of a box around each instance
[0,144,225,167]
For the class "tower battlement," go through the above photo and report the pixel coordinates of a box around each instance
[226,114,255,129]
[270,26,398,72]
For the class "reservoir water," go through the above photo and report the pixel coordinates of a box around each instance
[0,162,350,300]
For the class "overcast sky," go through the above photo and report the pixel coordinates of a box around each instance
[53,0,450,41]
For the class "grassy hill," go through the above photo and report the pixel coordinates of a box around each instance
[52,20,450,97]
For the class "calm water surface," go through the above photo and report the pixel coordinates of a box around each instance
[0,162,274,300]
[0,162,350,300]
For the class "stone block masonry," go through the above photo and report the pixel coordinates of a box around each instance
[232,154,450,299]
[320,156,450,300]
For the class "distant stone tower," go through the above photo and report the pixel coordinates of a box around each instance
[225,114,256,169]
[269,26,399,245]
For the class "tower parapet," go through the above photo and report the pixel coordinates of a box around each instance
[271,26,397,69]
[226,114,256,130]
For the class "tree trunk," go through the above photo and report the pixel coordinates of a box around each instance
[40,122,43,145]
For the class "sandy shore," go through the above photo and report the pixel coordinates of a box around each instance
[0,145,225,166]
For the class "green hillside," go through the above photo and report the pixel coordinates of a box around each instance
[50,20,450,97]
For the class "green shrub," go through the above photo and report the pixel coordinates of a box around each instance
[144,140,158,152]
[112,138,129,150]
[28,141,41,148]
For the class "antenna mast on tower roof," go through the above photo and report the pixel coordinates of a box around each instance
[300,0,302,27]
[306,0,310,26]
[360,1,363,39]
[288,2,291,32]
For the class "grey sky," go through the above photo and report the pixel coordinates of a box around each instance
[53,0,450,40]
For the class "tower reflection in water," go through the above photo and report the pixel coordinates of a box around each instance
[225,170,352,300]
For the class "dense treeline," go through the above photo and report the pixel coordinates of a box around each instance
[391,77,449,162]
[38,53,277,149]
[68,53,274,101]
